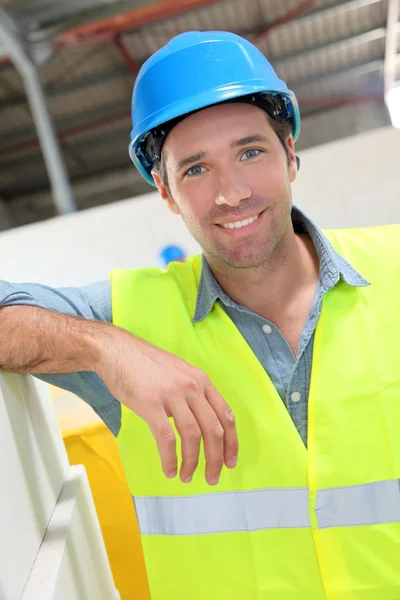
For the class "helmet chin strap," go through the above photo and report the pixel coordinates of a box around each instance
[142,92,300,171]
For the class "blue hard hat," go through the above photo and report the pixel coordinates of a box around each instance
[129,31,300,186]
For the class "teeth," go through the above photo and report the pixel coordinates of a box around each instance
[221,214,259,229]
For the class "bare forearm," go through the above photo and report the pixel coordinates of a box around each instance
[0,305,112,374]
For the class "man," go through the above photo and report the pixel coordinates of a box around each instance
[1,31,399,599]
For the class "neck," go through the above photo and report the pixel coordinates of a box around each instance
[205,224,319,320]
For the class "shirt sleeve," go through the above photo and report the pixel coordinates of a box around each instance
[0,279,112,322]
[0,279,121,436]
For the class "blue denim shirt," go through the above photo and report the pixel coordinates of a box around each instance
[0,207,368,444]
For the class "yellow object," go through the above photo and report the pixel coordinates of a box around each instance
[112,225,400,600]
[53,390,150,600]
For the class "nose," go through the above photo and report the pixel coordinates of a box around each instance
[215,174,252,207]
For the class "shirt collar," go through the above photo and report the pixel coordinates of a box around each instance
[193,205,369,323]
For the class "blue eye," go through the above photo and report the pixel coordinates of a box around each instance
[186,165,205,177]
[242,148,261,160]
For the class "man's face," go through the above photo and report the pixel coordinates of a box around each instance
[153,102,297,269]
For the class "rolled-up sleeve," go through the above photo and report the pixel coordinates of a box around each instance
[0,279,112,322]
[0,279,121,436]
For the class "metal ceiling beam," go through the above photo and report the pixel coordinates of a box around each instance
[0,9,76,214]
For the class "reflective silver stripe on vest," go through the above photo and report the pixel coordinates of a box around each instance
[134,487,311,535]
[315,479,400,528]
[134,479,400,535]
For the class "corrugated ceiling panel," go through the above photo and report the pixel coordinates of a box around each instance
[0,140,40,161]
[124,0,259,62]
[167,0,258,35]
[295,59,383,101]
[275,27,386,83]
[0,158,47,191]
[258,0,304,26]
[0,67,25,99]
[62,116,130,145]
[47,78,129,119]
[257,0,343,27]
[0,162,25,188]
[263,0,387,60]
[0,118,129,169]
[0,103,33,135]
[43,43,122,86]
[64,137,127,167]
[68,135,127,165]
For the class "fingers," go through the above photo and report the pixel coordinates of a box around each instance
[167,399,202,483]
[187,395,225,486]
[205,384,239,471]
[148,378,238,487]
[148,412,178,479]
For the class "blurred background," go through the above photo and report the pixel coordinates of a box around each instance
[0,0,399,231]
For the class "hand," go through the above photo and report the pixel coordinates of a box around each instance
[97,329,238,486]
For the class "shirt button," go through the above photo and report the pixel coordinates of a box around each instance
[262,324,272,334]
[291,392,301,403]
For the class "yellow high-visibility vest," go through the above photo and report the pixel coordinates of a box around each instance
[112,225,400,600]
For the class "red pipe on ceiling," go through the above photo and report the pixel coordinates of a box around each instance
[54,0,227,46]
[114,35,140,75]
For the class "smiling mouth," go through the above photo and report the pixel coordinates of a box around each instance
[217,212,262,230]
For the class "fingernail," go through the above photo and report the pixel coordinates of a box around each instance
[167,470,177,479]
[226,456,237,468]
[183,475,192,483]
[210,476,219,486]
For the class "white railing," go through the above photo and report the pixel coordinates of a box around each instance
[0,372,120,600]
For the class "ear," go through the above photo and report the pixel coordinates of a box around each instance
[152,170,181,215]
[286,136,297,183]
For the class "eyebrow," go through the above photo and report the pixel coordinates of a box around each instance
[177,152,206,172]
[176,134,270,172]
[231,134,270,147]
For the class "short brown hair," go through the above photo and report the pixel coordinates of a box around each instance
[152,113,293,192]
